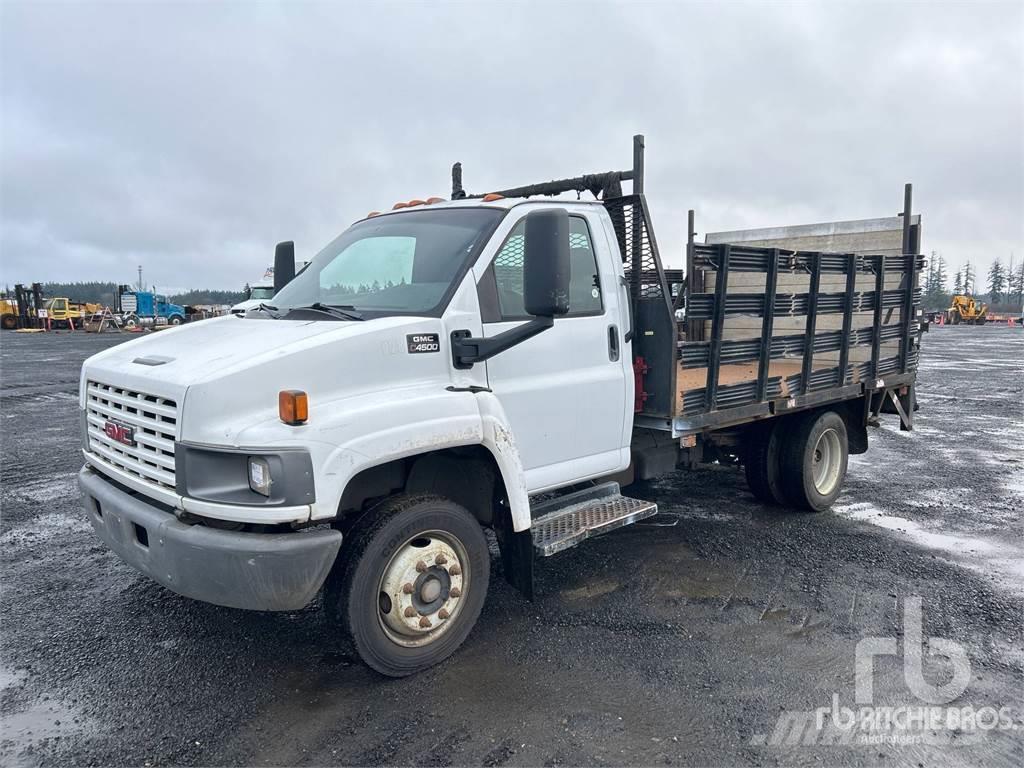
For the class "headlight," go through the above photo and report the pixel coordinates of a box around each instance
[248,457,272,496]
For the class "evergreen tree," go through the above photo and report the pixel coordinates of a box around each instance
[963,262,974,294]
[1010,259,1024,309]
[924,253,937,297]
[987,258,1006,304]
[953,269,963,295]
[936,257,948,295]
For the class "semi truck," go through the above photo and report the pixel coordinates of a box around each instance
[115,286,186,327]
[78,136,924,676]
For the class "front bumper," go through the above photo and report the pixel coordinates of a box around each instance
[79,467,342,611]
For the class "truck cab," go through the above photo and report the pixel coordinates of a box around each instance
[117,288,186,326]
[79,137,923,676]
[79,196,642,674]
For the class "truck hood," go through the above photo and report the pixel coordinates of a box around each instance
[82,315,348,392]
[81,313,453,446]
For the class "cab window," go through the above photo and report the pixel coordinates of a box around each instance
[483,215,603,320]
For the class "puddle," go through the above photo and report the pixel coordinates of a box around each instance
[833,501,1024,595]
[0,666,85,768]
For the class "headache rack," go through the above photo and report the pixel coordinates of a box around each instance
[453,136,924,436]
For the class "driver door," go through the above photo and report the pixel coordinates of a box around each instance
[477,210,629,492]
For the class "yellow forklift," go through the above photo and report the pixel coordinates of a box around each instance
[946,295,988,325]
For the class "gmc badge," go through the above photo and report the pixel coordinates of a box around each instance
[407,333,440,354]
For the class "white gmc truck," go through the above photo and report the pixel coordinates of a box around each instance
[79,137,923,675]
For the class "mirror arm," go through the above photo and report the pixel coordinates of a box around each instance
[450,317,554,370]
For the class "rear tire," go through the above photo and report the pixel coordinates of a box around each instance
[779,410,848,512]
[744,420,788,505]
[324,493,489,677]
[1,313,16,330]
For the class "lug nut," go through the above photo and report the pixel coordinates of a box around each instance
[436,554,448,565]
[438,608,450,620]
[418,616,431,628]
[404,606,417,618]
[402,583,414,594]
[449,565,462,576]
[450,587,462,598]
[415,560,427,572]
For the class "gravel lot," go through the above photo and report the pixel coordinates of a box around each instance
[1,326,1022,767]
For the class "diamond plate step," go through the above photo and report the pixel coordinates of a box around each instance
[530,483,658,557]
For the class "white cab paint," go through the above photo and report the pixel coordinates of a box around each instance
[79,199,634,532]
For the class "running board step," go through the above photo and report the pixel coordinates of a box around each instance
[530,482,658,557]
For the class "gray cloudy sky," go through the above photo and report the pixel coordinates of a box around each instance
[2,1,1022,292]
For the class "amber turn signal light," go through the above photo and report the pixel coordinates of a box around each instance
[279,390,309,425]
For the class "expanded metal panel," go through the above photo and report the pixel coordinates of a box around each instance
[532,494,658,556]
[493,230,596,296]
[606,195,671,300]
[85,380,178,490]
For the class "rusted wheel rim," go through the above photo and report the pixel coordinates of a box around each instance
[377,530,468,647]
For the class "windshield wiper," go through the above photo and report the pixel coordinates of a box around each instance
[287,302,365,321]
[249,302,280,318]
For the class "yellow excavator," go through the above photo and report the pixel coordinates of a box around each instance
[946,295,988,325]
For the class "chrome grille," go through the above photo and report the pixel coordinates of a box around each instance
[85,380,178,490]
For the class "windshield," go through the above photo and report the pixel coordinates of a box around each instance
[271,208,503,318]
[249,286,275,300]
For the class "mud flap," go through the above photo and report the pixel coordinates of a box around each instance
[493,505,534,601]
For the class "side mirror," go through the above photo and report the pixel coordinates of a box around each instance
[523,209,570,317]
[273,241,296,294]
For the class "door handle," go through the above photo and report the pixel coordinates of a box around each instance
[608,324,620,361]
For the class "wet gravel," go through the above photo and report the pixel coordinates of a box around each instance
[1,327,1022,767]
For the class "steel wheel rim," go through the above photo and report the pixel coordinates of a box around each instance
[377,530,469,648]
[811,428,842,495]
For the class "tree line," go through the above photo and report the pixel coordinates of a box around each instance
[922,254,1024,312]
[1,282,246,307]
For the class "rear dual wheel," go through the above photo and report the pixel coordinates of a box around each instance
[325,494,489,677]
[744,410,849,512]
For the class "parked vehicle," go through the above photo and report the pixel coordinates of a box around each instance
[0,297,18,329]
[44,297,104,327]
[78,136,924,676]
[231,268,277,315]
[115,286,186,327]
[2,284,46,329]
[945,294,988,325]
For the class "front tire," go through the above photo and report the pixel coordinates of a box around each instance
[325,493,489,677]
[779,410,848,512]
[168,314,184,326]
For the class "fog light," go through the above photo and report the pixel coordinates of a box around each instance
[248,457,272,496]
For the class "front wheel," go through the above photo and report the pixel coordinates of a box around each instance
[779,410,849,512]
[325,493,489,677]
[168,315,184,326]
